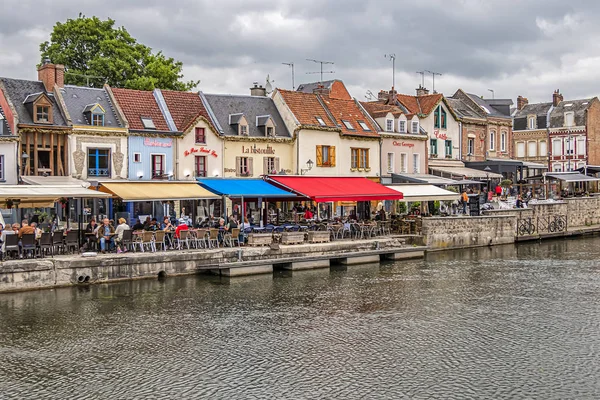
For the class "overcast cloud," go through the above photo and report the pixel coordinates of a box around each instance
[1,0,599,103]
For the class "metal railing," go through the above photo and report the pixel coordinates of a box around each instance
[88,168,110,177]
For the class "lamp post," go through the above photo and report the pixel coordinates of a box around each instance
[484,166,492,197]
[21,151,29,180]
[300,159,314,175]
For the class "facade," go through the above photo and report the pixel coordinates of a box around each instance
[202,87,294,178]
[274,83,380,177]
[448,89,513,161]
[0,104,19,184]
[360,100,427,177]
[512,96,552,166]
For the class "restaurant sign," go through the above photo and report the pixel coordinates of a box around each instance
[392,141,415,148]
[241,145,275,154]
[144,138,172,147]
[434,130,448,140]
[184,147,218,157]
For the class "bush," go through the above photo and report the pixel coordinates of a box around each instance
[500,179,512,188]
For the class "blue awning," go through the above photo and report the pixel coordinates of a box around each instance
[197,178,297,198]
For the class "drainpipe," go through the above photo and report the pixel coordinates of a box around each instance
[458,121,462,160]
[296,129,300,175]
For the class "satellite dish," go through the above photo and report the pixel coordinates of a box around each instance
[265,74,273,94]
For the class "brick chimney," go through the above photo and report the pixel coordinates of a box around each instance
[313,84,330,96]
[250,82,267,97]
[416,85,429,96]
[388,87,398,104]
[517,95,529,111]
[37,58,65,92]
[552,89,563,107]
[378,90,389,102]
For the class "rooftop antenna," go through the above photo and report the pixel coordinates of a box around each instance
[425,70,442,93]
[385,54,396,89]
[265,75,274,94]
[487,89,495,99]
[306,59,335,84]
[282,62,295,90]
[416,71,425,87]
[365,90,377,101]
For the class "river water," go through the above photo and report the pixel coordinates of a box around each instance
[1,239,600,399]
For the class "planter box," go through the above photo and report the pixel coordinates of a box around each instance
[281,231,305,245]
[247,233,273,246]
[308,231,330,243]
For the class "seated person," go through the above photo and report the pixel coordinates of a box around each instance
[304,208,314,220]
[132,219,144,231]
[225,216,238,232]
[97,218,115,254]
[142,216,152,230]
[18,219,35,238]
[147,218,159,231]
[161,216,173,231]
[114,218,130,253]
[174,219,189,240]
[85,218,99,250]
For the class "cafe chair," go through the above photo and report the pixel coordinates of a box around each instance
[207,229,219,248]
[4,234,20,260]
[38,232,53,258]
[139,231,155,252]
[178,230,192,250]
[21,233,37,258]
[121,230,134,252]
[52,231,65,255]
[153,230,167,252]
[65,231,79,254]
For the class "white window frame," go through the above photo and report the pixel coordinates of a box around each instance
[398,120,406,133]
[133,152,142,163]
[552,163,562,172]
[387,152,394,174]
[489,131,496,151]
[385,119,393,132]
[539,141,547,158]
[500,131,507,152]
[316,116,326,126]
[400,153,407,173]
[527,141,537,157]
[564,137,574,155]
[0,154,4,181]
[577,138,586,156]
[467,138,475,155]
[564,112,575,127]
[358,121,370,131]
[516,142,525,158]
[529,117,535,130]
[411,121,419,134]
[552,139,562,156]
[412,153,420,173]
[342,120,355,130]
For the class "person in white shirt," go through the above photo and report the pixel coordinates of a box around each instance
[114,218,130,254]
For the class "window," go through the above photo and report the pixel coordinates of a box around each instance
[195,127,206,144]
[517,142,525,158]
[87,149,110,177]
[342,120,355,130]
[529,116,536,129]
[501,132,506,152]
[267,126,275,136]
[430,138,438,155]
[350,148,369,170]
[141,117,156,130]
[316,145,335,167]
[565,137,574,155]
[0,155,4,181]
[577,138,586,156]
[316,116,326,126]
[36,105,50,123]
[133,153,141,163]
[387,153,394,173]
[398,120,406,133]
[91,114,104,126]
[236,156,252,176]
[445,140,452,157]
[565,112,575,127]
[467,138,475,155]
[358,121,371,131]
[553,164,562,172]
[385,119,393,132]
[413,154,420,173]
[539,141,547,158]
[552,139,562,156]
[441,107,447,129]
[528,142,537,157]
[411,121,419,134]
[434,106,447,129]
[240,124,248,135]
[195,156,207,177]
[400,153,407,173]
[151,154,165,178]
[264,157,279,174]
[489,131,496,151]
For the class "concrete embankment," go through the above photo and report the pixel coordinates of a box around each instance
[0,236,425,293]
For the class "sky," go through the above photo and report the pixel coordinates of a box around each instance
[1,0,599,103]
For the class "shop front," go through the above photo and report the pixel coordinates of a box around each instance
[381,135,428,178]
[222,139,294,178]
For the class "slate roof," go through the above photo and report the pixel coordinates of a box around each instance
[0,77,67,126]
[465,93,512,119]
[61,85,123,128]
[202,94,291,137]
[0,106,10,135]
[445,97,484,120]
[277,89,336,128]
[513,102,553,131]
[111,88,170,131]
[296,79,352,100]
[395,93,442,116]
[160,90,213,133]
[549,98,592,128]
[320,95,379,137]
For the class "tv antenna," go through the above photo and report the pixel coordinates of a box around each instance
[487,89,495,99]
[65,71,106,87]
[384,53,396,89]
[425,70,442,93]
[306,59,334,83]
[365,90,377,101]
[416,71,425,88]
[282,62,295,90]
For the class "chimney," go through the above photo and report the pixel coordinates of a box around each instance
[517,95,529,111]
[378,90,389,102]
[37,58,65,92]
[250,82,267,97]
[388,87,398,104]
[312,84,330,96]
[552,89,563,107]
[416,85,429,96]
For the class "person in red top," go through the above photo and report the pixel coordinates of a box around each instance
[174,218,188,239]
[304,207,314,220]
[495,185,502,197]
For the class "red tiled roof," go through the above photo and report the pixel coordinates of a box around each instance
[360,101,404,118]
[320,95,379,137]
[396,93,442,116]
[111,88,169,131]
[161,90,212,133]
[278,89,336,127]
[330,81,352,100]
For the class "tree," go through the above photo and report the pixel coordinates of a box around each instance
[40,15,199,91]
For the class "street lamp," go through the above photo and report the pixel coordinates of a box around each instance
[21,151,29,177]
[301,159,314,175]
[484,166,492,194]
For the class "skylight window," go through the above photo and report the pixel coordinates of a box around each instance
[141,117,156,129]
[315,116,326,126]
[358,121,370,131]
[342,120,355,130]
[564,103,573,107]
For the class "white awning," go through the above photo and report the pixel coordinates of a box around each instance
[429,166,503,179]
[392,173,459,185]
[0,185,111,203]
[387,184,461,201]
[545,172,600,182]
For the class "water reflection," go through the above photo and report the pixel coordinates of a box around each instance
[1,238,600,399]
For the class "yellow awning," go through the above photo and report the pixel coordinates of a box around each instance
[99,182,219,201]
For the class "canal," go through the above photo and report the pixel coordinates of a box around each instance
[1,238,600,399]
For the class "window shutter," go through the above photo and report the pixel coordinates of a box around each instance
[248,157,254,176]
[316,145,323,166]
[263,157,269,174]
[330,146,336,167]
[365,149,370,168]
[236,156,241,177]
[275,157,280,172]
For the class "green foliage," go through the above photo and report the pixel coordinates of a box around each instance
[500,179,513,188]
[40,15,199,91]
[398,202,407,214]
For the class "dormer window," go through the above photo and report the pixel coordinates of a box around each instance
[385,119,393,132]
[91,114,104,126]
[141,117,156,130]
[358,121,371,131]
[398,120,406,133]
[411,121,419,134]
[240,124,248,135]
[36,105,50,123]
[342,120,355,130]
[564,112,575,127]
[267,126,275,136]
[83,103,106,127]
[434,105,447,129]
[528,116,536,129]
[316,116,326,126]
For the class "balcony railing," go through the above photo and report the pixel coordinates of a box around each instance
[88,168,110,177]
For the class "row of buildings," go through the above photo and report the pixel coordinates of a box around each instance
[1,61,599,189]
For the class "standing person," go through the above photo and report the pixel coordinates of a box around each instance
[461,190,469,215]
[495,184,502,198]
[114,218,130,254]
[98,218,115,254]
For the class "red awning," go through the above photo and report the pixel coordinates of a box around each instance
[266,176,403,202]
